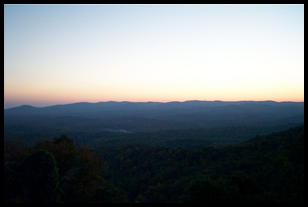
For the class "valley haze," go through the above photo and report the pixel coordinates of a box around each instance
[4,100,304,147]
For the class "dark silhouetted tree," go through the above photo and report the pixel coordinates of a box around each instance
[19,150,60,203]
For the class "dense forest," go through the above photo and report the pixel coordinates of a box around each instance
[4,125,304,204]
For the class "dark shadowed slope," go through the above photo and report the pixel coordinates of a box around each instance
[97,125,304,203]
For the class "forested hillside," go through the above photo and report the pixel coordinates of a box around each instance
[4,125,304,204]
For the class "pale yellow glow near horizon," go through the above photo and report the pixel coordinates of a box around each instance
[4,5,304,108]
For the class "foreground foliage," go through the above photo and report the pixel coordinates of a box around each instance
[4,135,126,203]
[4,126,304,204]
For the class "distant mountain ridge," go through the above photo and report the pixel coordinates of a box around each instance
[5,100,304,123]
[4,100,304,145]
[5,100,304,112]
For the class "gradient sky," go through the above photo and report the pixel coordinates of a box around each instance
[4,4,304,108]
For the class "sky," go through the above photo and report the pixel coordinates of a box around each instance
[4,4,304,108]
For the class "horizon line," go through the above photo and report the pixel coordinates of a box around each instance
[4,99,304,110]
